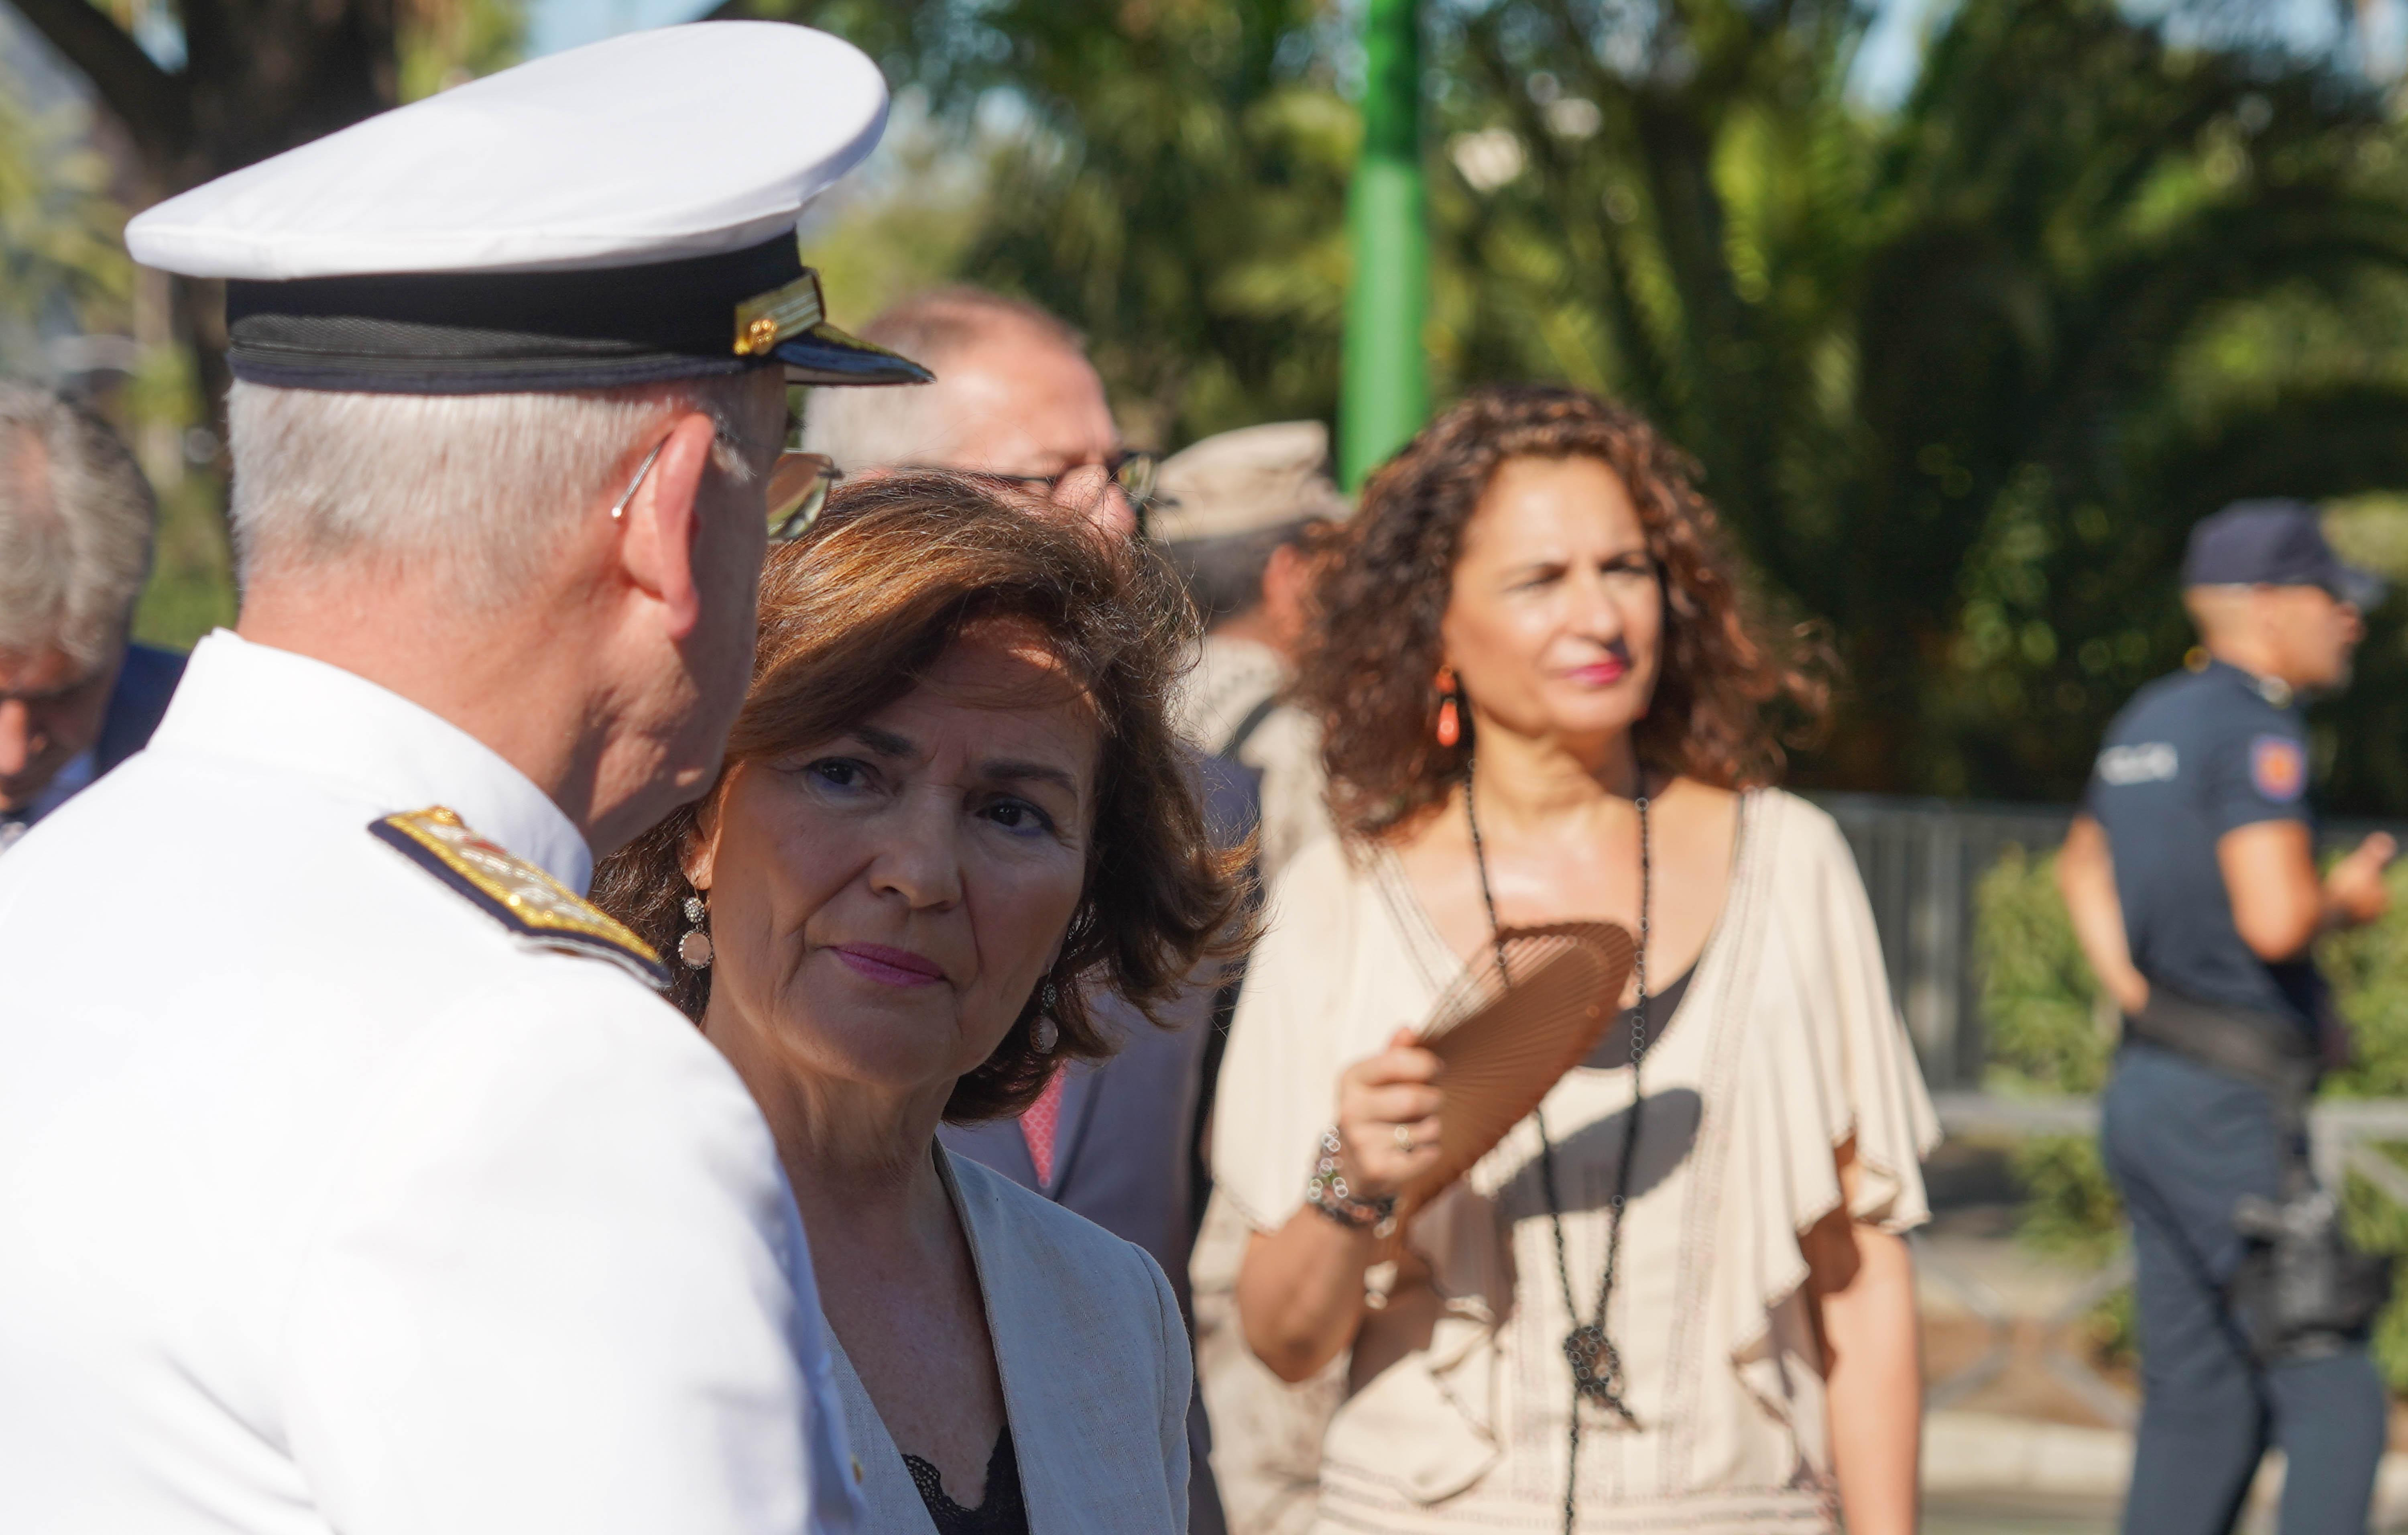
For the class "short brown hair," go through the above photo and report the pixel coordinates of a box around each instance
[1297,384,1828,841]
[592,473,1251,1122]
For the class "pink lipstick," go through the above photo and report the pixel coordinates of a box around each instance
[831,943,947,987]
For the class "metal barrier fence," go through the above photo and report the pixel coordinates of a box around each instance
[1813,794,2070,1090]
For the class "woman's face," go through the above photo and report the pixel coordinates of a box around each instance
[688,621,1100,1100]
[1440,455,1662,749]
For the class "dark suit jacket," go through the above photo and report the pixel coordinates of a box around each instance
[96,644,186,775]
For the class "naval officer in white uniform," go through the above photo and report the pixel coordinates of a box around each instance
[0,23,931,1535]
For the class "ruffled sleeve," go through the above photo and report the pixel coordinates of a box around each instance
[1715,794,1941,1417]
[1793,797,1938,1228]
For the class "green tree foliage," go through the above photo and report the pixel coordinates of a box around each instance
[9,0,529,430]
[786,0,1357,448]
[22,0,2408,805]
[0,50,127,365]
[782,0,2408,809]
[1441,0,2408,801]
[5,0,526,650]
[1971,845,2125,1274]
[1975,844,2115,1097]
[398,0,525,104]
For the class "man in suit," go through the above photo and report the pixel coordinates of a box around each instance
[805,287,1229,1532]
[0,385,186,853]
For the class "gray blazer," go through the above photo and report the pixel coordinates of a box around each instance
[827,1148,1192,1532]
[937,991,1211,1293]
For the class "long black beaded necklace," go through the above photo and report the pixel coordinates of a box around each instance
[1463,755,1651,1535]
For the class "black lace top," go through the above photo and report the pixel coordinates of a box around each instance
[1580,959,1698,1070]
[901,1423,1028,1535]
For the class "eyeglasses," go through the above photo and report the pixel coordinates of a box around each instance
[938,449,1160,509]
[610,436,843,544]
[761,451,842,541]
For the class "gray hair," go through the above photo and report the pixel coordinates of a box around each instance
[0,384,159,668]
[800,287,1084,470]
[226,375,769,604]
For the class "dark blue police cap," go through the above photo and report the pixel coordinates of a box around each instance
[2182,500,2386,611]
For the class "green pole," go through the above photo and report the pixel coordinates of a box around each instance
[1338,0,1428,490]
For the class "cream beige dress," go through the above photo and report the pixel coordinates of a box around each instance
[1193,789,1938,1534]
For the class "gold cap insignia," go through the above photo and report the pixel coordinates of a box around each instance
[371,806,668,987]
[732,268,828,357]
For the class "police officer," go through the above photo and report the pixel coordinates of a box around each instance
[0,24,931,1535]
[2059,500,2396,1535]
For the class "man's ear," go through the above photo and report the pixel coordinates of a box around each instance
[615,411,720,642]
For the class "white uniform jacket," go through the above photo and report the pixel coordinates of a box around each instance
[0,631,862,1535]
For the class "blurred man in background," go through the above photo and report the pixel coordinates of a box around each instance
[0,384,183,853]
[1156,419,1347,884]
[2058,500,2395,1535]
[804,285,1222,1533]
[1155,420,1348,1535]
[801,286,1151,535]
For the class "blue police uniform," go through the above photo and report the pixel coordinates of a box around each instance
[2089,658,2386,1535]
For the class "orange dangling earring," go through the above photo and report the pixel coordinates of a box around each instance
[1435,666,1462,748]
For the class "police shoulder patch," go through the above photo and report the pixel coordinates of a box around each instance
[2249,734,2307,804]
[371,806,669,987]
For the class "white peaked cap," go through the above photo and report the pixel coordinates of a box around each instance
[129,22,889,280]
[122,23,931,393]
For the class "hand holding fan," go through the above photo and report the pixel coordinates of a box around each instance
[1395,921,1635,1219]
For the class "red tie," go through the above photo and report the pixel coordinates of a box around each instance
[1021,1073,1068,1187]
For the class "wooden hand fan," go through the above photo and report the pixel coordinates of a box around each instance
[1397,921,1635,1218]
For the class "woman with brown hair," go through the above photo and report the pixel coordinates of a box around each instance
[1195,385,1936,1534]
[595,474,1247,1533]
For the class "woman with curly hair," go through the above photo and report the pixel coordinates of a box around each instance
[595,474,1248,1533]
[1193,385,1936,1534]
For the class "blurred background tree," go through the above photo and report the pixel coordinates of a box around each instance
[783,0,1357,451]
[0,40,125,369]
[758,0,2408,810]
[1432,0,2408,804]
[7,0,2408,810]
[6,0,521,403]
[0,0,520,644]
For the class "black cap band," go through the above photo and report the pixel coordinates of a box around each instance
[225,234,928,393]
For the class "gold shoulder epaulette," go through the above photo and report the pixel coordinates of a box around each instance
[370,806,669,988]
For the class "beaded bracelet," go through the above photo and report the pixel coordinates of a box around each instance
[1304,1125,1397,1233]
